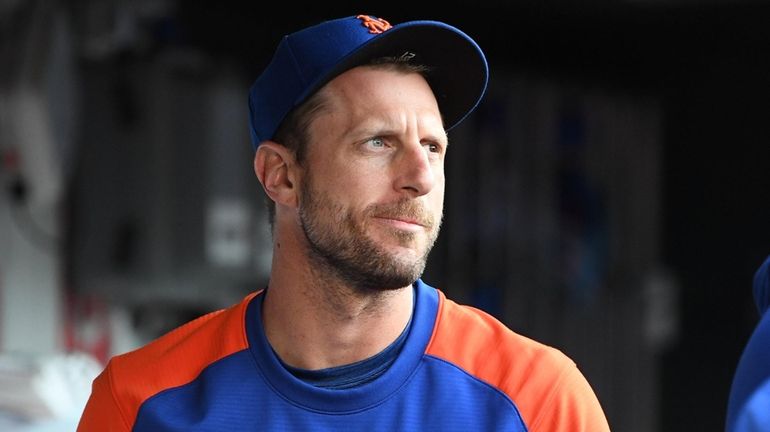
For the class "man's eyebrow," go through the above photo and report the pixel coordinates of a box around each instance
[348,120,449,140]
[344,121,396,139]
[421,131,449,147]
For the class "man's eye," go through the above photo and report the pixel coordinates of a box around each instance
[366,137,385,148]
[424,142,445,154]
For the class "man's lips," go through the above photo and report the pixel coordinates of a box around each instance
[374,216,427,230]
[368,200,435,231]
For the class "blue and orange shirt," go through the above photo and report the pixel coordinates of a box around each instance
[77,280,610,431]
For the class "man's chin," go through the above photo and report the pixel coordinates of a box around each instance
[368,230,436,270]
[374,241,428,265]
[370,226,430,250]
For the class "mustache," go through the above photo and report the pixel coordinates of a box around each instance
[368,200,437,229]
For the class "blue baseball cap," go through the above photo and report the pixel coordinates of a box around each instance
[248,14,489,150]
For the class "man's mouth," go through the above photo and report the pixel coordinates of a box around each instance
[368,200,435,232]
[373,216,428,231]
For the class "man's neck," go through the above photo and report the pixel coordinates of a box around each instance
[261,237,415,370]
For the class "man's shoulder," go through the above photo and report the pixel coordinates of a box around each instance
[80,293,259,430]
[429,292,573,372]
[102,292,258,399]
[427,292,609,430]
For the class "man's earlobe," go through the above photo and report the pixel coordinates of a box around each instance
[254,141,298,208]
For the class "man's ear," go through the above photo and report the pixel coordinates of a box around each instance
[254,141,300,209]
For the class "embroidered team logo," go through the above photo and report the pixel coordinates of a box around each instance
[356,15,392,34]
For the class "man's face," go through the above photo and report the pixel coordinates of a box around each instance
[297,66,447,292]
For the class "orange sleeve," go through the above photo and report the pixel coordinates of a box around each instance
[527,363,610,432]
[77,292,256,431]
[426,290,610,432]
[77,366,130,432]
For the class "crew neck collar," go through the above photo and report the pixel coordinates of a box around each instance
[245,279,439,412]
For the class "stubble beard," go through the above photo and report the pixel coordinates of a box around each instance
[298,175,441,293]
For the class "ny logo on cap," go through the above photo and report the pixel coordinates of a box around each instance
[356,15,392,34]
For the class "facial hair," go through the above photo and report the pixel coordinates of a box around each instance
[298,172,441,293]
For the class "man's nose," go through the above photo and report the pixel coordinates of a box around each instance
[394,142,437,198]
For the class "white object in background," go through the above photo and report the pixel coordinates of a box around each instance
[0,351,102,422]
[0,0,77,356]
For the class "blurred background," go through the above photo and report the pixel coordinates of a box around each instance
[2,0,770,430]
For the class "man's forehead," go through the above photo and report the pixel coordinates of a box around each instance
[319,68,444,126]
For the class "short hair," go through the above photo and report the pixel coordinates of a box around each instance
[264,56,431,229]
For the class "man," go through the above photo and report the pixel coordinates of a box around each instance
[726,255,770,432]
[78,14,610,431]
